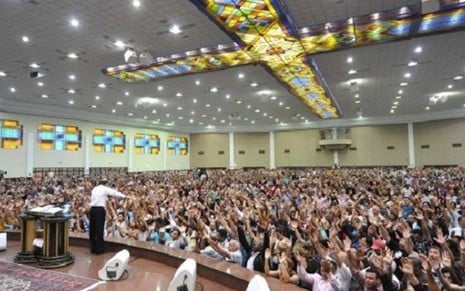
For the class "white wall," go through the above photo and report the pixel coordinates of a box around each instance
[0,113,189,177]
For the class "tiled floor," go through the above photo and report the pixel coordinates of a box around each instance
[0,241,235,291]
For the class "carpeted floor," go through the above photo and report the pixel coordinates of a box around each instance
[0,260,103,291]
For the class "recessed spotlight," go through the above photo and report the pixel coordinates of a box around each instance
[166,113,170,117]
[392,105,398,109]
[22,35,30,43]
[250,82,258,87]
[393,101,399,105]
[270,96,277,100]
[414,46,422,53]
[263,112,267,116]
[132,0,141,8]
[144,116,147,119]
[398,90,403,94]
[404,72,411,78]
[225,94,230,99]
[30,63,40,69]
[247,105,251,109]
[448,84,453,89]
[210,87,218,93]
[390,109,395,114]
[217,107,221,112]
[152,109,157,114]
[157,85,163,91]
[454,75,463,80]
[68,100,74,105]
[91,105,97,108]
[236,100,242,104]
[201,114,207,118]
[285,106,290,110]
[212,117,216,121]
[395,96,402,99]
[347,56,353,63]
[95,95,100,100]
[169,24,182,34]
[355,94,359,98]
[425,106,430,110]
[255,109,260,113]
[348,69,357,75]
[37,82,43,87]
[163,103,167,107]
[69,18,79,27]
[178,116,183,120]
[279,102,283,106]
[68,89,75,94]
[68,74,76,80]
[116,101,123,105]
[191,111,195,115]
[114,40,125,48]
[221,120,225,123]
[125,91,130,96]
[67,53,78,59]
[251,120,255,124]
[0,71,6,77]
[407,61,417,67]
[189,119,194,124]
[355,100,361,104]
[177,106,183,110]
[195,80,200,85]
[98,83,106,88]
[400,82,408,86]
[112,109,116,113]
[41,94,48,98]
[193,98,197,103]
[205,104,211,107]
[128,113,133,116]
[176,92,183,97]
[238,73,244,79]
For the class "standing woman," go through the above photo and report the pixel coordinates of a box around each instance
[89,178,126,254]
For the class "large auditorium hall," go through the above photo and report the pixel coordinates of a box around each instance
[1,1,465,290]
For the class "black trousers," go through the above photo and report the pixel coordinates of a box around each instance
[89,206,106,254]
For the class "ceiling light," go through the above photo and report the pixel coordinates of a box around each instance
[404,72,411,78]
[128,113,133,116]
[221,120,225,123]
[30,63,40,69]
[390,109,395,114]
[205,104,211,107]
[392,105,398,109]
[393,101,399,105]
[41,94,48,98]
[425,106,430,110]
[157,85,163,91]
[195,80,200,85]
[217,108,221,112]
[37,82,43,87]
[67,53,78,59]
[270,96,277,100]
[163,103,167,107]
[348,69,357,75]
[263,113,267,116]
[166,113,170,117]
[372,12,380,20]
[116,101,123,105]
[395,95,402,99]
[125,91,130,96]
[152,109,157,114]
[255,109,260,113]
[347,56,353,63]
[279,102,283,106]
[414,46,422,53]
[0,71,6,77]
[251,121,255,124]
[454,75,463,80]
[22,35,29,43]
[247,105,251,109]
[285,106,290,110]
[91,105,97,108]
[68,89,75,94]
[210,87,218,93]
[176,92,183,97]
[144,116,147,119]
[68,100,74,105]
[193,98,197,103]
[250,82,258,87]
[132,0,141,8]
[236,100,242,104]
[112,109,116,113]
[407,61,417,67]
[355,94,359,98]
[177,106,183,110]
[400,82,408,86]
[178,116,183,120]
[114,40,125,48]
[398,89,403,94]
[169,24,182,34]
[225,94,230,99]
[189,119,194,124]
[212,117,216,121]
[238,73,245,79]
[355,100,361,104]
[201,114,207,118]
[69,18,79,27]
[95,96,100,100]
[448,84,453,89]
[69,74,76,80]
[191,111,195,115]
[98,83,106,88]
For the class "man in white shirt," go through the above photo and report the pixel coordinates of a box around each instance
[89,178,125,254]
[295,254,342,291]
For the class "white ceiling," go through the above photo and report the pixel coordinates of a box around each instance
[1,0,465,133]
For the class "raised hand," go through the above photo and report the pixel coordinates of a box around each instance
[419,254,431,272]
[400,258,414,276]
[442,252,452,268]
[434,229,446,245]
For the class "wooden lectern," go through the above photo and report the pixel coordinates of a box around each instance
[14,206,74,268]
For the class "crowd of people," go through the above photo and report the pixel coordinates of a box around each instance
[1,166,465,290]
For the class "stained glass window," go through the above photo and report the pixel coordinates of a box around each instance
[92,128,125,153]
[167,136,188,155]
[134,133,160,154]
[0,119,23,149]
[37,123,81,151]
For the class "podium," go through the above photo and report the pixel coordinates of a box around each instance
[14,207,74,268]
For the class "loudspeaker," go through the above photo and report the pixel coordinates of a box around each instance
[30,71,39,78]
[98,249,130,281]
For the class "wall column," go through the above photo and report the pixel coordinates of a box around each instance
[84,135,90,175]
[229,132,235,169]
[162,137,167,170]
[269,131,275,169]
[128,137,134,172]
[333,150,339,167]
[26,132,34,177]
[408,122,415,167]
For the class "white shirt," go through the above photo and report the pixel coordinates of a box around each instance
[297,266,342,291]
[336,263,352,291]
[90,185,125,207]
